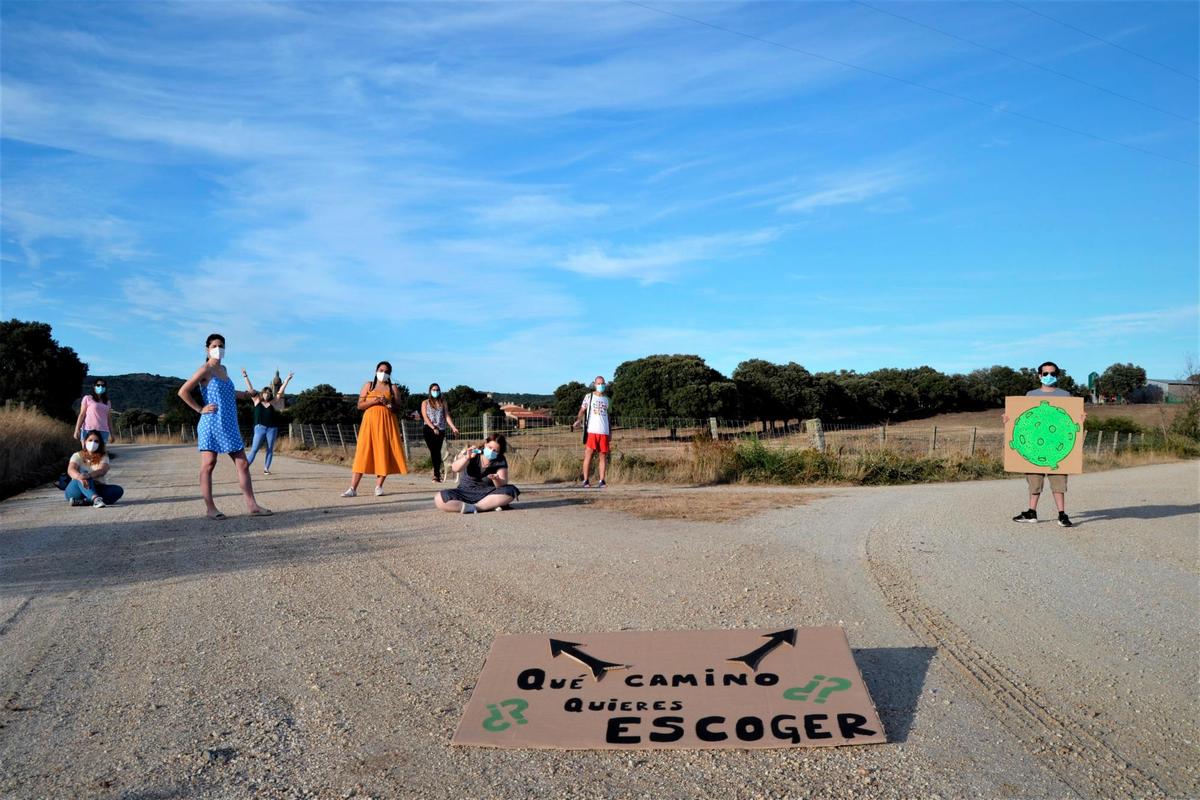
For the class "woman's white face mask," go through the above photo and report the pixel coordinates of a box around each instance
[85,440,101,453]
[209,346,225,361]
[376,371,390,383]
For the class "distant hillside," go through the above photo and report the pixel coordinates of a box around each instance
[491,392,553,408]
[83,373,185,413]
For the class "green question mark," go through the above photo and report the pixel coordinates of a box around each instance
[500,698,530,725]
[814,677,852,704]
[783,675,826,702]
[482,703,510,732]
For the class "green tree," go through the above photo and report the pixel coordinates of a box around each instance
[611,354,738,436]
[732,359,784,429]
[1099,363,1147,401]
[290,383,357,425]
[114,408,160,431]
[552,381,591,421]
[444,385,502,424]
[161,382,195,427]
[0,319,88,421]
[733,360,817,428]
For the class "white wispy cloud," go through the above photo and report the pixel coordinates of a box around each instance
[559,228,784,283]
[779,168,910,213]
[475,194,608,226]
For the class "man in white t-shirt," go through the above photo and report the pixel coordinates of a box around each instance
[571,375,611,488]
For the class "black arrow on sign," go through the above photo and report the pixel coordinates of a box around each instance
[549,639,628,681]
[727,628,797,672]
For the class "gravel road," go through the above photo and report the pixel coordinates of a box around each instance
[1,445,1196,799]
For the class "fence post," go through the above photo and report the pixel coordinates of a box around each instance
[1140,432,1145,448]
[805,419,825,453]
[400,419,411,464]
[1094,430,1104,456]
[969,426,977,456]
[289,423,295,444]
[928,426,937,457]
[878,425,886,447]
[336,423,348,456]
[709,417,718,439]
[483,413,492,439]
[321,423,331,448]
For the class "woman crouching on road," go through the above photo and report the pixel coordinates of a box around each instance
[65,431,124,507]
[434,434,519,514]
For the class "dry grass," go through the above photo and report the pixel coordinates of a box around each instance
[1083,450,1188,472]
[566,489,826,522]
[0,406,78,499]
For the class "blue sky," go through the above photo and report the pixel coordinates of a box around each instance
[2,1,1197,395]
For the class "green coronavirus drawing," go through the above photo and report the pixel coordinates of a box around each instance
[1009,400,1080,470]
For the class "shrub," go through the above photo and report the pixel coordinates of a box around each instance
[1085,416,1143,434]
[0,405,78,499]
[1169,394,1200,441]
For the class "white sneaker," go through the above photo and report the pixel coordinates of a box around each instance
[460,503,476,514]
[374,486,384,496]
[263,469,270,475]
[341,488,357,497]
[92,496,106,508]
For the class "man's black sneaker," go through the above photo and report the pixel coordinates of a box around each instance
[1012,509,1037,523]
[1057,512,1073,528]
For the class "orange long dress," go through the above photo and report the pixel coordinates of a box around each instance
[352,386,409,475]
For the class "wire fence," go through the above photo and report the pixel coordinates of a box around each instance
[111,416,1160,462]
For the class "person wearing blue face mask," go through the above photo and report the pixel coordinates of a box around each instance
[1004,360,1086,528]
[571,375,611,488]
[434,434,519,514]
[74,379,113,446]
[420,382,460,483]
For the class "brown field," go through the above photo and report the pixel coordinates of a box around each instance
[888,403,1182,432]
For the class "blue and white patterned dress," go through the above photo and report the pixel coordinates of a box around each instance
[197,375,245,453]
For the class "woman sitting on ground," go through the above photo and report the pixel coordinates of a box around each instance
[434,434,519,514]
[65,431,124,508]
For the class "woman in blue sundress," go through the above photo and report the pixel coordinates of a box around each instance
[177,333,272,520]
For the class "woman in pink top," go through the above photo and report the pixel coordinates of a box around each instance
[73,379,113,445]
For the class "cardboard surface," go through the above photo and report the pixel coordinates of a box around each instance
[453,627,886,750]
[1004,395,1085,475]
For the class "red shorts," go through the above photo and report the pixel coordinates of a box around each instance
[585,433,611,453]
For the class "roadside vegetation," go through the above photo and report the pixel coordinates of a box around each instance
[0,405,78,500]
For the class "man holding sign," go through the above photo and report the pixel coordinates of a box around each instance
[1005,361,1085,528]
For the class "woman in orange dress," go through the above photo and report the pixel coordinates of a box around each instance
[342,361,408,497]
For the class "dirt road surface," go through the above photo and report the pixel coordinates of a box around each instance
[2,445,1196,799]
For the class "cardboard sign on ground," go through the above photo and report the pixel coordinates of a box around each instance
[1004,395,1085,475]
[452,626,886,750]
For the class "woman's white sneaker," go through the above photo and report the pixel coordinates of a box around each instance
[341,488,357,497]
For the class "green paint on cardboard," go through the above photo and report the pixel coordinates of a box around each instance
[1009,400,1080,470]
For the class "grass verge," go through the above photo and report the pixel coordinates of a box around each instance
[263,433,1200,488]
[0,406,78,500]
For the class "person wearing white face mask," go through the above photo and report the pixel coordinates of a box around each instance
[420,382,460,483]
[342,360,409,497]
[433,434,519,513]
[571,375,612,488]
[177,333,272,520]
[1003,360,1086,528]
[64,432,124,507]
[73,379,113,446]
